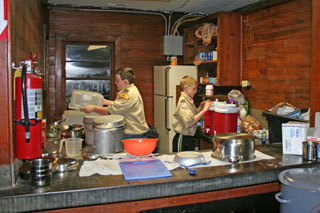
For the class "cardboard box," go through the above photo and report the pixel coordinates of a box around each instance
[282,122,309,155]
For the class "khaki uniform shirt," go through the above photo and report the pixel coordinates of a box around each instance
[172,92,198,136]
[108,84,149,135]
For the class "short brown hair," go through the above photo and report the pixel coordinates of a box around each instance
[180,75,197,90]
[116,67,135,84]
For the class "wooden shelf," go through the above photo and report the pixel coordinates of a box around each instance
[201,60,217,63]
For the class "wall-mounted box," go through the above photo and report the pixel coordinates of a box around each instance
[163,35,183,56]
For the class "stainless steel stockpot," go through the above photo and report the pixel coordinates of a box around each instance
[93,115,126,154]
[212,132,255,163]
[94,124,125,154]
[83,115,101,145]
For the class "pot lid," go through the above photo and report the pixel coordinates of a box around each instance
[93,115,125,127]
[95,124,115,129]
[214,133,253,143]
[278,168,320,192]
[83,115,101,124]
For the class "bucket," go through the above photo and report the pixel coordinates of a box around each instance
[275,168,320,213]
[214,102,239,134]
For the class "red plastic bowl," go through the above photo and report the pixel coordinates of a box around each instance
[122,138,158,156]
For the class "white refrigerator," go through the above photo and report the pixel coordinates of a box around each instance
[154,65,197,153]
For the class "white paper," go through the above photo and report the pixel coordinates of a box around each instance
[79,151,275,177]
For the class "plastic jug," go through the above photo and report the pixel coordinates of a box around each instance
[214,102,239,134]
[60,138,83,157]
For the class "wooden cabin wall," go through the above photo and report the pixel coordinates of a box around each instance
[47,9,167,125]
[241,0,311,112]
[0,0,45,188]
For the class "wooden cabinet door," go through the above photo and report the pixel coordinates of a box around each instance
[183,26,197,64]
[216,12,241,86]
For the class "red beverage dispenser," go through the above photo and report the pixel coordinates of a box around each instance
[204,106,215,135]
[214,102,239,134]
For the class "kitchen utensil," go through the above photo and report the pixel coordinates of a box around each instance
[59,138,83,157]
[275,168,320,213]
[29,158,53,186]
[173,151,206,167]
[302,141,318,161]
[61,124,85,139]
[212,132,255,163]
[179,164,197,176]
[41,150,59,159]
[68,90,104,110]
[83,115,101,145]
[122,138,158,156]
[56,158,79,173]
[119,159,172,181]
[82,153,113,160]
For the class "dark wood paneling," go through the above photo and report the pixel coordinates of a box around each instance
[47,9,168,125]
[310,0,320,126]
[0,40,12,164]
[241,0,312,111]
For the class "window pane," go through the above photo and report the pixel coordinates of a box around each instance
[66,45,111,61]
[65,79,111,109]
[66,61,110,78]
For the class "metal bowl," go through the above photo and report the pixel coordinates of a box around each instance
[173,151,206,167]
[212,132,255,163]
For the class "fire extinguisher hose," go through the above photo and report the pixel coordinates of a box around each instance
[21,65,30,142]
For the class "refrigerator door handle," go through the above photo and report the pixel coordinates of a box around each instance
[165,67,171,131]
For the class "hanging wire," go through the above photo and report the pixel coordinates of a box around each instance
[172,15,204,35]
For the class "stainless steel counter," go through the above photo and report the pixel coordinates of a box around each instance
[0,138,319,212]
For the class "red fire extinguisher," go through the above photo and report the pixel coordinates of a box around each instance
[14,55,42,159]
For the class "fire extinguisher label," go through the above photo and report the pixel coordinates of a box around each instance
[21,88,42,119]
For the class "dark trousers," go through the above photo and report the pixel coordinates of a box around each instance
[124,133,147,139]
[172,133,195,152]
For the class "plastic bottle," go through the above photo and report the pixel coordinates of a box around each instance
[261,129,267,144]
[205,85,213,97]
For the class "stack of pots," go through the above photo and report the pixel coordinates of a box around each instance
[29,158,53,186]
[92,115,126,154]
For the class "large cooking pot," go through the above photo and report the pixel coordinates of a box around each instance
[275,168,320,213]
[83,115,101,145]
[93,115,125,154]
[212,132,255,163]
